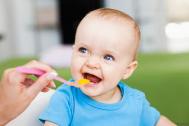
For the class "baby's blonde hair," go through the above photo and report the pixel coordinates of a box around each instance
[78,8,141,61]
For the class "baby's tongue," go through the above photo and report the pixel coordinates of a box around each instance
[85,74,101,83]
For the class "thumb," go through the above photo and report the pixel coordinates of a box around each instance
[27,72,57,97]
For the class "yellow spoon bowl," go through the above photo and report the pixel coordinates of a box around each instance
[78,79,90,85]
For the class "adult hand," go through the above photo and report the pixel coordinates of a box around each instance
[0,60,56,126]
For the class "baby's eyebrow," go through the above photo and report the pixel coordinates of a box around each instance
[103,49,119,57]
[75,42,90,48]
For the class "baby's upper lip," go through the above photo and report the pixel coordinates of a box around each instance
[82,71,103,80]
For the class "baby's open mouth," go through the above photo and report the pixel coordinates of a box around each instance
[83,73,102,84]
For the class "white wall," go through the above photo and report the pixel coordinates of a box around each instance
[35,0,60,54]
[0,0,13,60]
[0,0,60,62]
[11,0,36,56]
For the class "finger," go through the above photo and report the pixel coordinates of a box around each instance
[27,72,57,97]
[1,68,14,81]
[7,69,27,85]
[47,81,56,88]
[22,79,54,92]
[40,81,56,90]
[41,87,50,92]
[23,60,56,73]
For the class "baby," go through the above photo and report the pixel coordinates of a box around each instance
[39,8,176,126]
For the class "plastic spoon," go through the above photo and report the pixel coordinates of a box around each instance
[16,66,90,87]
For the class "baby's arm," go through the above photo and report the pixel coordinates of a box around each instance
[44,121,58,126]
[156,116,177,126]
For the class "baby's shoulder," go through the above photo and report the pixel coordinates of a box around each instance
[53,84,77,99]
[128,87,145,98]
[121,82,146,100]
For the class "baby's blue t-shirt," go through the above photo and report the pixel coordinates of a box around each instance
[39,81,160,126]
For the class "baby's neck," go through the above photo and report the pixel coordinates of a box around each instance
[91,86,122,104]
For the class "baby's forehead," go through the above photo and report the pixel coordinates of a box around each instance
[81,14,139,39]
[77,17,137,49]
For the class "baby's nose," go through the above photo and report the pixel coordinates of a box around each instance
[85,56,100,69]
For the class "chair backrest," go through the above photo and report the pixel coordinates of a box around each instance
[6,90,55,126]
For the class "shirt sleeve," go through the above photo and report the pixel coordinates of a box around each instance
[140,97,160,126]
[39,85,74,126]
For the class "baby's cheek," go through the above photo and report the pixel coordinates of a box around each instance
[103,65,115,74]
[71,64,78,74]
[71,62,83,78]
[70,63,78,76]
[104,66,123,82]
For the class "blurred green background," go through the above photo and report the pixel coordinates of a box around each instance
[0,53,189,125]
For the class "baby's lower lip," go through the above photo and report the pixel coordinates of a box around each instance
[86,82,99,87]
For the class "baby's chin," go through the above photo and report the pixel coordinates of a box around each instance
[80,86,104,98]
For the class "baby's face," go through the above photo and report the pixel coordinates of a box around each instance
[71,18,136,98]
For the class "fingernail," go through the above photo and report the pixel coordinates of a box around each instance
[46,72,58,80]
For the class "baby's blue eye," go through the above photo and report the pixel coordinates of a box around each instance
[104,55,114,61]
[78,47,88,54]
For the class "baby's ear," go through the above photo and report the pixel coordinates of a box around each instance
[122,61,138,80]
